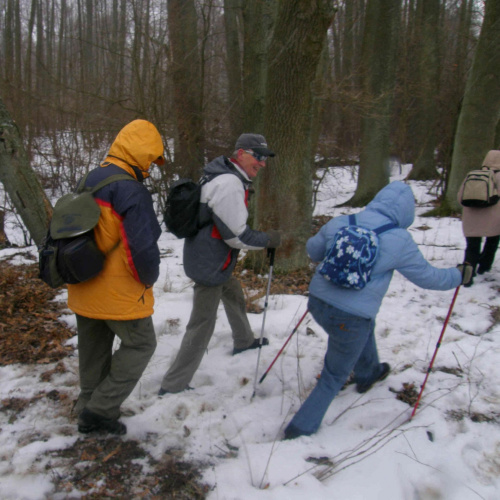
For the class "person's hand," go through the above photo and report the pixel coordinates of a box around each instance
[266,230,282,248]
[457,262,474,287]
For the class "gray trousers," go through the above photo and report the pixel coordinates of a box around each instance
[74,314,156,419]
[160,276,255,393]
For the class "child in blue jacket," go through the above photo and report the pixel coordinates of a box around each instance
[285,181,472,439]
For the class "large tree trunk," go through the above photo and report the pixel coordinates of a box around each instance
[407,0,440,180]
[444,0,500,212]
[336,0,364,157]
[257,0,335,272]
[241,0,276,133]
[348,0,401,207]
[223,0,244,144]
[0,98,52,246]
[167,0,204,179]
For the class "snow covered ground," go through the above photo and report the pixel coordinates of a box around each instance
[1,165,500,499]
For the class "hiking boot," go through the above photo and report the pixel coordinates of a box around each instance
[356,363,391,394]
[477,266,490,275]
[341,372,355,391]
[283,423,310,440]
[232,337,269,355]
[78,408,127,435]
[158,385,194,396]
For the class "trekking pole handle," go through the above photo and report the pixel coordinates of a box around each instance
[267,247,276,266]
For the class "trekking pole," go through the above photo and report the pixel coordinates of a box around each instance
[258,308,309,385]
[410,286,461,420]
[251,248,276,399]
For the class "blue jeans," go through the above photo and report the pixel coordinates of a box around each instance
[286,295,383,436]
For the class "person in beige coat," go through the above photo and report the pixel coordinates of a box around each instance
[458,150,500,286]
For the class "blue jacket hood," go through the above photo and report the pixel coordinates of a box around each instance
[366,181,415,229]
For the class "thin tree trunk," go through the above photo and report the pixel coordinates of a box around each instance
[24,0,37,134]
[223,0,244,143]
[0,210,10,248]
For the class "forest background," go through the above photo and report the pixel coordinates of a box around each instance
[0,0,499,272]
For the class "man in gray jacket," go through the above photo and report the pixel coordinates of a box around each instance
[159,133,281,394]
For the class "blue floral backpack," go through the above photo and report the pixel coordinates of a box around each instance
[317,214,396,290]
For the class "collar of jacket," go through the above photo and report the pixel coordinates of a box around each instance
[101,157,146,182]
[227,157,252,187]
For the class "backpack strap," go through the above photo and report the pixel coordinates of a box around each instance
[77,172,136,194]
[76,172,137,256]
[374,221,397,234]
[349,213,396,234]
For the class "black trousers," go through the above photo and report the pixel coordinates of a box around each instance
[464,236,500,272]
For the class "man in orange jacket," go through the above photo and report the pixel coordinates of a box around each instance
[69,119,165,435]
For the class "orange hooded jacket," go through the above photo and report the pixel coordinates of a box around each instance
[67,119,164,320]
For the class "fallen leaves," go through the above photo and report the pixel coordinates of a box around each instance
[236,261,313,310]
[389,382,419,406]
[0,260,75,365]
[47,437,209,498]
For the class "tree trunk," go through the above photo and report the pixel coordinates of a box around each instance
[24,0,37,135]
[434,0,474,183]
[0,98,52,246]
[0,210,10,248]
[348,0,401,206]
[223,0,244,143]
[444,0,500,212]
[336,0,363,156]
[167,0,204,179]
[407,0,440,180]
[241,0,276,133]
[257,0,335,272]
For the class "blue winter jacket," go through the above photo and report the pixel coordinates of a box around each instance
[308,181,462,319]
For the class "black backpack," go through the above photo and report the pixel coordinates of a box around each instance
[164,177,211,238]
[38,172,134,288]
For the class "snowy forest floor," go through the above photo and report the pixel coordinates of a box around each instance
[1,166,500,500]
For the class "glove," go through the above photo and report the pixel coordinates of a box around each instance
[266,229,282,248]
[457,262,474,287]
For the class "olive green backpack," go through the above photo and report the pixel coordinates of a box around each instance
[38,172,134,288]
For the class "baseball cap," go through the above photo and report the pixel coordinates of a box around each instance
[235,133,275,157]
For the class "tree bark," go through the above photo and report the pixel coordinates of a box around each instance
[241,0,276,133]
[407,0,440,180]
[257,0,335,272]
[0,210,10,248]
[0,98,52,246]
[348,0,401,206]
[167,0,204,179]
[444,0,500,212]
[223,0,244,143]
